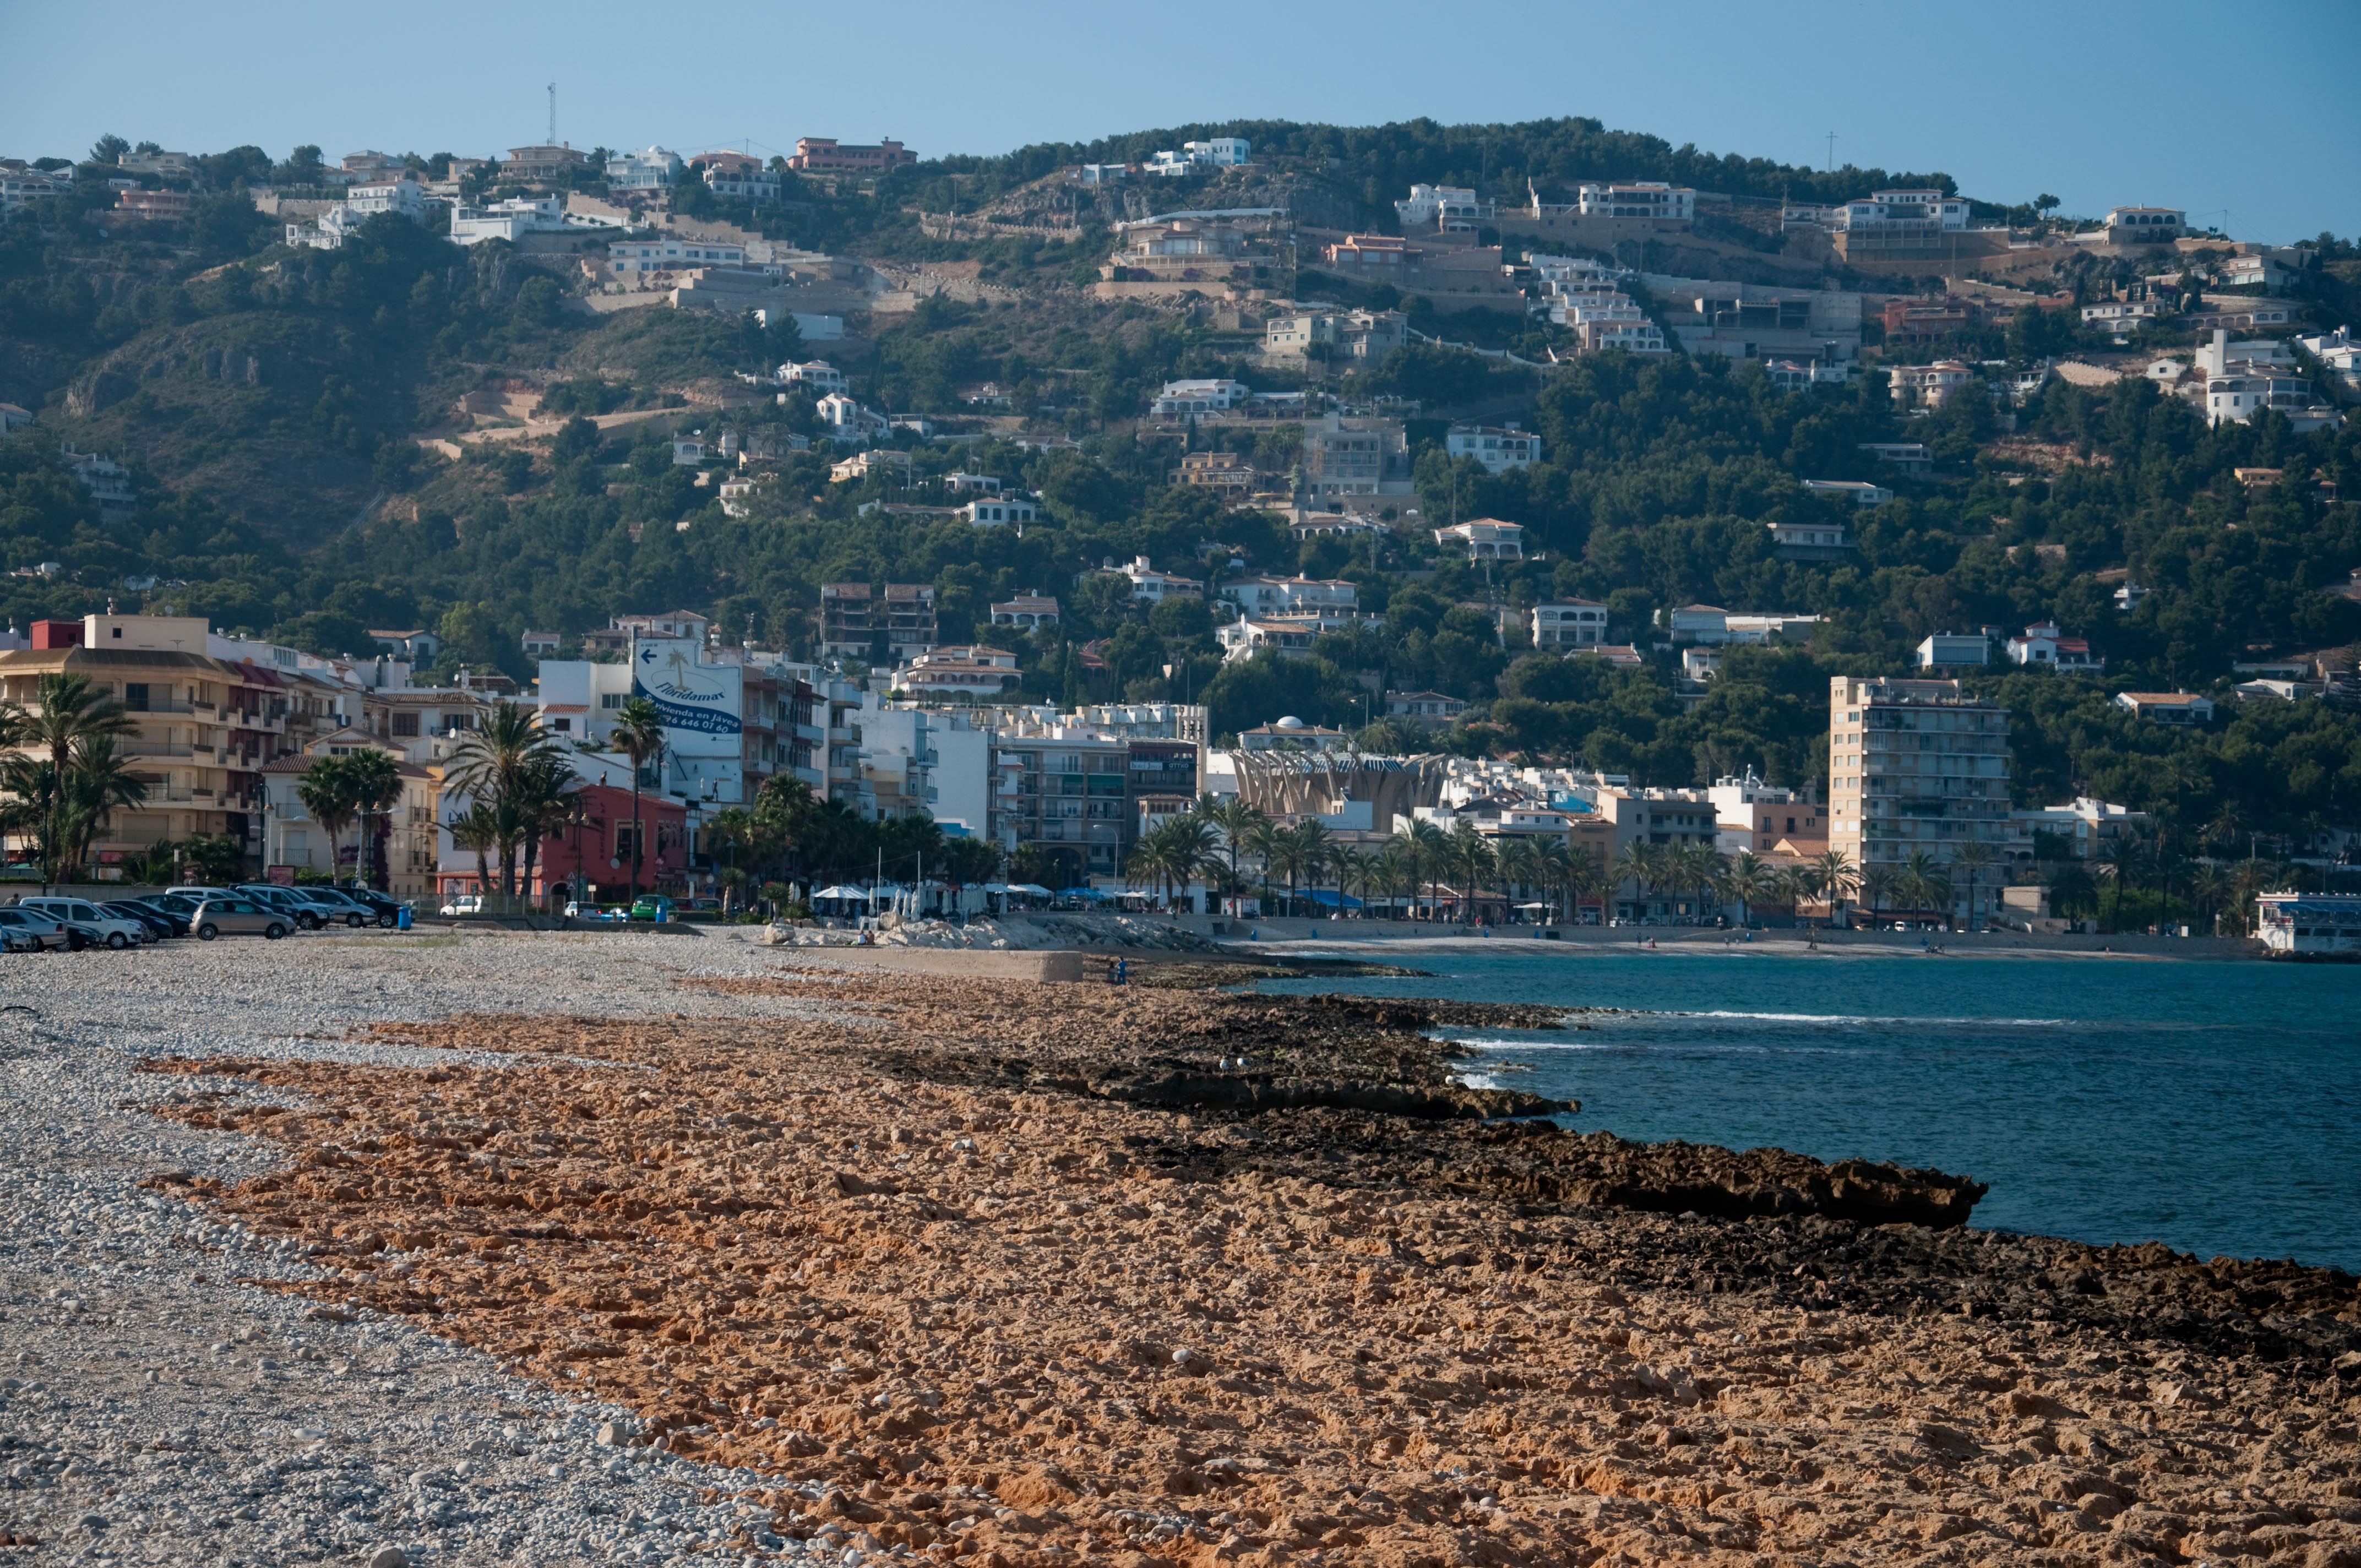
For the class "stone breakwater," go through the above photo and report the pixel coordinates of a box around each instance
[127,960,2361,1568]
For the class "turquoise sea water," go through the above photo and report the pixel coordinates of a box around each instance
[1254,949,2361,1272]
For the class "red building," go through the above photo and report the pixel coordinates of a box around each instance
[438,783,689,904]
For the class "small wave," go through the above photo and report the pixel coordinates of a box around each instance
[1448,1035,1844,1057]
[1662,1010,2070,1027]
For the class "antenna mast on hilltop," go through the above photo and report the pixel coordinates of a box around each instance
[1825,132,1837,172]
[547,83,557,145]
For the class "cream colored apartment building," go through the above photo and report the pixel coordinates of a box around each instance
[1828,676,2012,920]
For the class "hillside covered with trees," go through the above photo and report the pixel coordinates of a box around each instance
[4,116,2360,854]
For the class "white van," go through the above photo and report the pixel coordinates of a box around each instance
[19,897,151,949]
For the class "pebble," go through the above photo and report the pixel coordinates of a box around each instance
[1,928,857,1566]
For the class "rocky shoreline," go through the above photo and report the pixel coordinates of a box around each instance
[116,950,2361,1567]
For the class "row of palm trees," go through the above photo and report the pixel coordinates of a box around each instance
[292,748,403,889]
[2074,832,2322,936]
[436,698,671,905]
[1126,797,2004,927]
[0,673,150,892]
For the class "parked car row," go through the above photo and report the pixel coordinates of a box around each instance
[1,883,409,951]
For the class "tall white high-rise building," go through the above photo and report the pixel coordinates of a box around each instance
[1828,677,2012,922]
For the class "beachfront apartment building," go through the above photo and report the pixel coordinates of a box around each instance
[0,612,367,875]
[1828,677,2013,924]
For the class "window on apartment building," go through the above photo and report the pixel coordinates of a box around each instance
[391,712,420,737]
[125,682,151,711]
[614,823,643,862]
[601,693,625,709]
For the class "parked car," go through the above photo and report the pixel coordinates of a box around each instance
[191,899,292,940]
[629,895,674,923]
[295,888,374,928]
[0,906,74,951]
[112,897,194,937]
[230,884,329,930]
[440,894,485,917]
[281,887,363,927]
[21,897,152,949]
[101,900,179,941]
[333,886,403,928]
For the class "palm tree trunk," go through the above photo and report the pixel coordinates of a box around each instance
[630,779,643,901]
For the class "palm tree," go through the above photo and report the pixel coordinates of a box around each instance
[1496,837,1538,921]
[604,698,667,901]
[1450,821,1495,924]
[448,803,501,895]
[340,748,404,892]
[2094,835,2146,934]
[1813,849,1860,928]
[1563,842,1607,925]
[502,752,573,907]
[1369,841,1412,919]
[17,673,133,892]
[296,755,359,880]
[1613,840,1662,925]
[62,736,148,875]
[2186,862,2228,934]
[1951,841,2000,932]
[706,805,757,894]
[2048,862,2099,926]
[1403,817,1449,921]
[1721,850,1774,928]
[448,701,571,897]
[1673,843,1725,923]
[1162,814,1217,910]
[1244,816,1285,914]
[1330,846,1369,918]
[1283,819,1330,916]
[1198,795,1264,895]
[1530,839,1571,924]
[1860,863,1900,923]
[2201,807,2246,863]
[1900,850,1951,926]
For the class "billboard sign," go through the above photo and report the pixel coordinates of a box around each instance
[632,636,742,755]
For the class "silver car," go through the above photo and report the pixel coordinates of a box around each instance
[20,897,150,949]
[192,899,293,941]
[0,906,72,952]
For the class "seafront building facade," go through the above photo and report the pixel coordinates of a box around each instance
[1827,676,2012,923]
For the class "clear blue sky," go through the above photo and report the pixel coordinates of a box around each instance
[6,0,2355,242]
